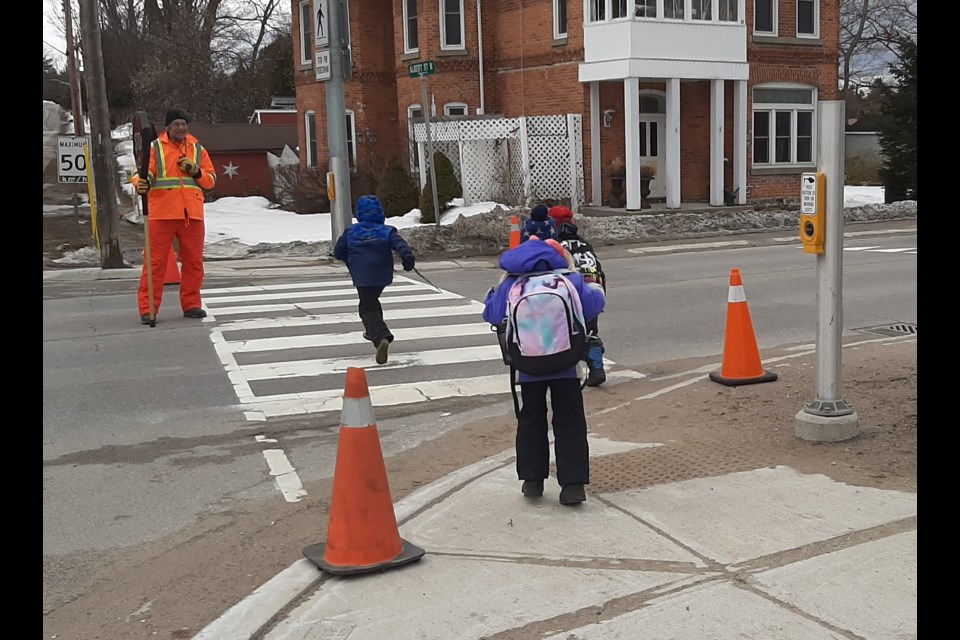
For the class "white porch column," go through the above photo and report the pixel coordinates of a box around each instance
[733,79,748,204]
[710,79,725,206]
[590,81,601,206]
[624,77,641,210]
[665,77,681,209]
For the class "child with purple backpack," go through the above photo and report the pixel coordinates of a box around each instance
[482,237,606,505]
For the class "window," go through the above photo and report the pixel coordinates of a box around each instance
[664,0,684,20]
[345,110,357,171]
[719,0,738,22]
[589,0,605,22]
[441,0,464,50]
[403,0,418,53]
[634,0,657,18]
[692,0,712,20]
[752,85,816,167]
[554,0,568,38]
[612,0,629,19]
[797,0,817,37]
[298,1,312,65]
[305,110,318,167]
[444,102,468,116]
[408,104,423,173]
[754,0,776,34]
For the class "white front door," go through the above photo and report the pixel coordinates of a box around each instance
[639,115,665,199]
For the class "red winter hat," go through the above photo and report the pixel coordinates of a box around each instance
[548,206,574,224]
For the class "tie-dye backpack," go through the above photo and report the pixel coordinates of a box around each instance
[504,270,587,375]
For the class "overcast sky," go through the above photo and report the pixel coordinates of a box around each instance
[43,0,68,69]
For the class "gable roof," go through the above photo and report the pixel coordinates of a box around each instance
[187,124,298,154]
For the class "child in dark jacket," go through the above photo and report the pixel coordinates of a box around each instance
[334,195,416,365]
[520,203,558,243]
[549,205,608,386]
[482,238,606,505]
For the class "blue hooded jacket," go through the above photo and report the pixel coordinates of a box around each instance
[482,240,606,382]
[334,195,414,288]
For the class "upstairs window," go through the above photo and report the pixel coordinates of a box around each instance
[752,85,816,167]
[441,0,464,50]
[554,0,568,38]
[635,0,657,18]
[589,0,606,22]
[612,0,629,19]
[755,0,777,35]
[692,0,712,21]
[719,0,738,22]
[664,0,684,20]
[298,1,312,65]
[404,0,418,53]
[444,103,468,116]
[797,0,818,37]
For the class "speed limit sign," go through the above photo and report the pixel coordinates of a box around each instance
[58,136,90,183]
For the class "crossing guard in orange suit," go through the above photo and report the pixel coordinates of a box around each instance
[133,110,216,323]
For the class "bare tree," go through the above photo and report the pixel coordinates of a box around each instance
[840,0,918,96]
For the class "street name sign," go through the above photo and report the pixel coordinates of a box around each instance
[408,61,436,78]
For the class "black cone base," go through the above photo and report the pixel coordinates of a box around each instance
[303,538,425,576]
[708,370,778,386]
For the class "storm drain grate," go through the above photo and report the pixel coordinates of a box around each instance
[854,322,917,337]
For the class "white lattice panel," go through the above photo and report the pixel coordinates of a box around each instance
[411,115,584,207]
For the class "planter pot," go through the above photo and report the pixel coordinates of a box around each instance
[609,175,625,208]
[640,178,653,209]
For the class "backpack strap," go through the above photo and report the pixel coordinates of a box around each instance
[509,365,521,419]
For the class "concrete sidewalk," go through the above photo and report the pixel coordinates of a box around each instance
[193,342,918,640]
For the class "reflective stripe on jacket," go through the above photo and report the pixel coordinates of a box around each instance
[138,131,216,221]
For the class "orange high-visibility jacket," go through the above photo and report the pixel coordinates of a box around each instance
[135,131,216,221]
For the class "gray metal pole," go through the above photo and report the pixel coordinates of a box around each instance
[326,0,352,242]
[420,77,441,225]
[795,100,858,442]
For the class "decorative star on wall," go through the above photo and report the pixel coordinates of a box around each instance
[222,162,240,178]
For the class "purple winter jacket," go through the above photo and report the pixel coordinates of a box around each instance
[482,240,606,382]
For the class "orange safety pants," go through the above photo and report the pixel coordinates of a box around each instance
[138,217,205,315]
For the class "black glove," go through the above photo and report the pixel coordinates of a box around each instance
[402,254,415,272]
[178,157,200,177]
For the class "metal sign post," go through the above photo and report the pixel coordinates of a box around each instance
[409,61,441,226]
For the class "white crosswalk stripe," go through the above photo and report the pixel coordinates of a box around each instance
[201,274,640,420]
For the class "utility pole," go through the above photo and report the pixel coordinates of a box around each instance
[326,0,352,242]
[63,0,84,136]
[78,0,125,268]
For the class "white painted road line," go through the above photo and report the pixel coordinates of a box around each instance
[216,301,484,332]
[227,322,495,353]
[628,240,749,254]
[208,291,463,317]
[262,449,307,502]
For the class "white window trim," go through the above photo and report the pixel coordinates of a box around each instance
[305,110,318,167]
[554,0,568,38]
[440,0,466,51]
[408,104,423,173]
[753,0,778,36]
[299,1,313,65]
[403,0,419,54]
[796,0,819,38]
[751,83,817,168]
[444,102,468,116]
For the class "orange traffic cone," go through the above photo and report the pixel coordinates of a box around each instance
[709,268,778,386]
[303,367,425,576]
[163,247,180,285]
[509,214,521,249]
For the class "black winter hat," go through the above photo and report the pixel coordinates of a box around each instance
[530,204,549,221]
[165,109,190,126]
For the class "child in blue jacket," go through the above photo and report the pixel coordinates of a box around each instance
[334,195,416,365]
[482,238,606,505]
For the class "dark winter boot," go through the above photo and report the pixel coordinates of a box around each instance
[585,336,606,387]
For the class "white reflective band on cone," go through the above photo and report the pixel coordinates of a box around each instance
[727,285,747,303]
[340,396,376,428]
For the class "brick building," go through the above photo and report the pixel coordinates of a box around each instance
[292,0,839,209]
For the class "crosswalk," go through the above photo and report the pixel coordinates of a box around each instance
[201,275,640,421]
